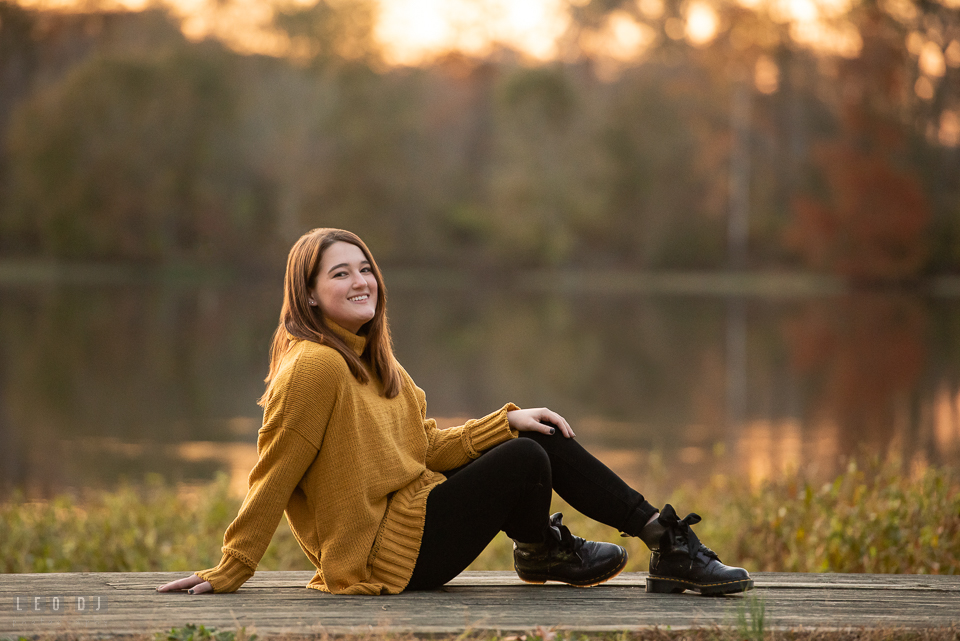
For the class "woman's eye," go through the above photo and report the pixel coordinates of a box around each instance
[334,271,348,278]
[361,267,372,273]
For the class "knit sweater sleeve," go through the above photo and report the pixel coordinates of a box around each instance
[412,379,519,471]
[195,428,318,592]
[195,349,339,593]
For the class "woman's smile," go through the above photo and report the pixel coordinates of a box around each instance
[311,241,379,333]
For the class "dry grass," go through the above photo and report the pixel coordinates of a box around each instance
[467,457,960,575]
[2,457,957,576]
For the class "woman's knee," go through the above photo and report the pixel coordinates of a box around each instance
[497,436,548,462]
[518,429,570,455]
[488,437,551,482]
[520,430,599,468]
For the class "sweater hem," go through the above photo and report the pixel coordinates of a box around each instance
[367,472,444,593]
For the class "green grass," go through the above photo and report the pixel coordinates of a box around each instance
[734,593,767,641]
[2,458,957,576]
[156,624,257,641]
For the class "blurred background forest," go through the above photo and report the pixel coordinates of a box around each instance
[1,0,958,276]
[2,0,960,503]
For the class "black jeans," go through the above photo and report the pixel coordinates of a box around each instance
[405,431,658,590]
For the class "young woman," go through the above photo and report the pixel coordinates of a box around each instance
[157,228,752,597]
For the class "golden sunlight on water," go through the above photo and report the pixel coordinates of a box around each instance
[14,396,957,501]
[176,441,260,498]
[737,419,803,488]
[181,400,960,500]
[164,415,755,500]
[934,388,960,452]
[15,0,865,63]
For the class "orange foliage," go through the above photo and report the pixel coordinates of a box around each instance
[785,10,931,281]
[788,146,929,279]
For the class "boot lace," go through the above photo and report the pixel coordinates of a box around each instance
[659,505,720,563]
[548,513,585,559]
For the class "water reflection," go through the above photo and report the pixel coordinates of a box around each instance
[0,279,958,499]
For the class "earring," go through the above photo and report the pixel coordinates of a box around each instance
[309,299,316,306]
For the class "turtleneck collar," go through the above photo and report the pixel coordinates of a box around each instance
[326,321,367,357]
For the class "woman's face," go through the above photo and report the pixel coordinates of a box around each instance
[310,241,378,334]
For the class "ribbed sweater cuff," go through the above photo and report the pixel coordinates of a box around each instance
[466,402,520,456]
[195,551,255,593]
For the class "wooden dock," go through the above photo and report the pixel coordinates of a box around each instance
[2,571,958,638]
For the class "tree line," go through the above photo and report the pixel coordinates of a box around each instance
[0,0,958,278]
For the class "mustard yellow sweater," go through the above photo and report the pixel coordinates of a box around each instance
[195,322,518,595]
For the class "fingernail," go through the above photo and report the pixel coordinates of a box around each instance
[188,589,194,594]
[549,428,555,435]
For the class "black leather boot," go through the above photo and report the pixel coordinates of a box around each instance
[646,504,753,595]
[514,513,627,587]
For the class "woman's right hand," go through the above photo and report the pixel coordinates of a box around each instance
[156,574,213,594]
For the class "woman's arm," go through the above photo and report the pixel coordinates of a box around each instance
[159,349,341,594]
[422,401,521,471]
[198,428,319,591]
[421,405,574,471]
[158,427,319,594]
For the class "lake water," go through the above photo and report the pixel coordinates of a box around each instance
[1,274,958,500]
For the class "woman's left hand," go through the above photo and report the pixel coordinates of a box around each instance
[507,408,575,438]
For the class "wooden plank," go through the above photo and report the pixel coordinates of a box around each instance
[446,571,960,591]
[1,571,958,637]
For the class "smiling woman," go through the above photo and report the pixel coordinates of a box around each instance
[155,227,752,597]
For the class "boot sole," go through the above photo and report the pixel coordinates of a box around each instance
[516,548,628,588]
[646,575,754,595]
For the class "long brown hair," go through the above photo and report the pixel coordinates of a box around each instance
[258,228,401,405]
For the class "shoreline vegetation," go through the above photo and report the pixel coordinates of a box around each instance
[2,261,960,298]
[2,458,957,576]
